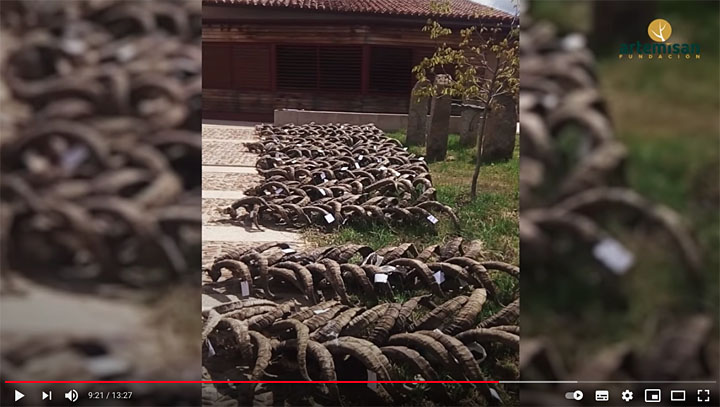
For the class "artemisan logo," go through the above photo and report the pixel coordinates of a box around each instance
[619,19,701,60]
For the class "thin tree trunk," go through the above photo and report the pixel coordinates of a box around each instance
[471,65,499,200]
[471,104,491,199]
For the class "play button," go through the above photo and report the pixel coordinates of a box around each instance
[14,390,25,402]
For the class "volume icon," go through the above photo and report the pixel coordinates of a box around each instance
[65,389,79,402]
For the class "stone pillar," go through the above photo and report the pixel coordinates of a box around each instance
[426,75,451,163]
[459,100,482,147]
[406,80,429,146]
[481,93,517,162]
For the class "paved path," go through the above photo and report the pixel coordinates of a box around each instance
[201,121,302,308]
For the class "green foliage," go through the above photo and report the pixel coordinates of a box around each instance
[412,5,519,110]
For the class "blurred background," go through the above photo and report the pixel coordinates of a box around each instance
[0,1,201,405]
[520,0,718,404]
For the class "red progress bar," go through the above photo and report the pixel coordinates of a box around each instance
[6,381,499,384]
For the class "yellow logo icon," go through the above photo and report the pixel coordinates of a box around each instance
[648,19,672,42]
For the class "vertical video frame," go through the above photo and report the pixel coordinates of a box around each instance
[201,0,520,405]
[1,1,202,405]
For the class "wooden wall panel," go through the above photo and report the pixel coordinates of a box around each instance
[202,44,234,89]
[202,23,457,120]
[234,44,272,90]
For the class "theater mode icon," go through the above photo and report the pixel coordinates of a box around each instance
[670,390,686,401]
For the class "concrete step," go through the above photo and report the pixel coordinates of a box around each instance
[202,225,300,243]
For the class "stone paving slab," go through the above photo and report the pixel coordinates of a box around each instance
[202,198,236,225]
[203,225,300,243]
[203,124,257,140]
[203,138,252,145]
[202,165,257,174]
[202,171,259,191]
[202,140,258,166]
[201,123,303,306]
[202,190,247,199]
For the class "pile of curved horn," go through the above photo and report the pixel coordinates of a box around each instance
[223,123,459,231]
[202,238,519,405]
[519,16,701,279]
[0,1,201,286]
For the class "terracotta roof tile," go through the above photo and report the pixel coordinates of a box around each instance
[204,0,512,21]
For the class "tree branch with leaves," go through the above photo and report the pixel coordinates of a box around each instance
[413,1,519,199]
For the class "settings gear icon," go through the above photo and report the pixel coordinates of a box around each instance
[621,389,634,402]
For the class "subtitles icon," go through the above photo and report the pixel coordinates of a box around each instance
[595,390,609,402]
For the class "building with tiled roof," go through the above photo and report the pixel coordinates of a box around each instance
[203,0,513,121]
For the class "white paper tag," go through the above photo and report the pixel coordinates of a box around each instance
[593,238,635,275]
[433,328,443,334]
[419,157,425,161]
[355,162,361,169]
[61,146,89,171]
[403,147,408,151]
[313,309,329,315]
[373,254,384,266]
[291,159,297,164]
[379,165,387,171]
[358,155,363,161]
[324,214,335,224]
[433,271,445,284]
[206,339,216,357]
[282,248,296,254]
[274,187,283,194]
[341,166,348,171]
[379,265,397,273]
[320,189,326,196]
[427,215,439,224]
[367,370,377,390]
[240,281,250,297]
[374,273,389,283]
[320,172,326,180]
